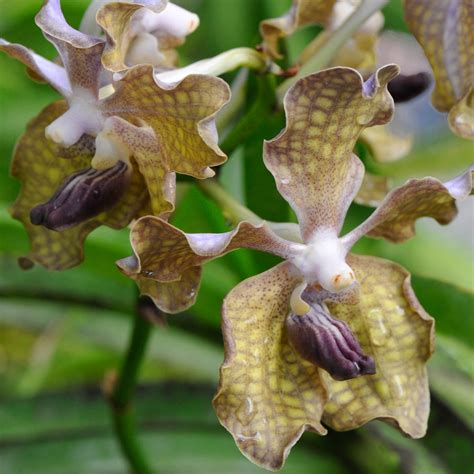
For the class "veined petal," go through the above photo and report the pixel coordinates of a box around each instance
[101,66,230,177]
[117,217,294,283]
[259,0,336,59]
[214,262,327,471]
[11,101,147,270]
[404,0,474,138]
[264,65,399,242]
[342,164,474,247]
[0,39,71,96]
[322,254,434,438]
[131,267,201,314]
[36,0,105,96]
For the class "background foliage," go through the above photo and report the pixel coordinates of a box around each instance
[0,0,472,472]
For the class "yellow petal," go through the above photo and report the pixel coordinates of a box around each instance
[102,66,230,178]
[259,0,336,59]
[264,65,399,242]
[448,86,474,139]
[322,254,434,437]
[10,101,147,270]
[360,125,413,163]
[354,172,391,207]
[404,0,474,138]
[214,262,327,470]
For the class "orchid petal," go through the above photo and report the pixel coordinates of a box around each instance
[360,125,413,163]
[260,0,336,59]
[343,164,474,247]
[100,66,230,178]
[0,39,71,96]
[214,262,327,471]
[322,254,434,438]
[353,173,391,207]
[97,0,199,72]
[404,0,474,138]
[117,217,294,283]
[130,267,202,314]
[36,0,105,96]
[264,65,398,242]
[11,102,147,270]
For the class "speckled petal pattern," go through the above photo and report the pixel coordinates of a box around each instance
[260,0,336,59]
[116,217,294,283]
[35,0,105,96]
[264,65,398,242]
[10,102,147,270]
[214,262,327,471]
[322,254,434,438]
[102,66,230,178]
[404,0,474,138]
[343,164,474,246]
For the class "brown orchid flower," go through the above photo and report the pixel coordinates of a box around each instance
[117,64,473,468]
[0,0,229,270]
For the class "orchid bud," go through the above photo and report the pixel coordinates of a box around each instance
[30,161,130,231]
[286,303,376,381]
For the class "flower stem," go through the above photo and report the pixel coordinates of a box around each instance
[197,179,261,225]
[276,0,389,100]
[110,308,154,474]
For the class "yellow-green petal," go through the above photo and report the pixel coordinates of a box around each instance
[264,65,398,242]
[214,262,327,471]
[322,254,434,438]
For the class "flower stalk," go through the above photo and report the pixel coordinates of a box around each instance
[110,306,154,474]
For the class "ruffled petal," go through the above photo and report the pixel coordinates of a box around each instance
[322,254,434,438]
[214,262,327,471]
[117,217,294,283]
[131,267,202,314]
[36,0,105,95]
[98,0,199,72]
[11,101,147,270]
[0,39,71,96]
[264,65,398,242]
[101,66,230,178]
[343,164,474,246]
[404,0,474,138]
[259,0,336,59]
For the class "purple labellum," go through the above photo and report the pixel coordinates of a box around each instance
[387,72,431,103]
[30,161,130,231]
[286,303,376,381]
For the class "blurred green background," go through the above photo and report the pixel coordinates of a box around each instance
[0,0,472,473]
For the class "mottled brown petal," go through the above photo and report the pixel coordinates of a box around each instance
[102,66,230,178]
[343,165,474,246]
[132,267,202,314]
[117,217,293,283]
[214,262,327,471]
[260,0,336,59]
[404,0,474,138]
[322,254,434,438]
[0,39,71,96]
[11,101,147,270]
[35,0,105,96]
[264,65,399,242]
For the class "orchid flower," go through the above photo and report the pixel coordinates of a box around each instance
[0,0,230,269]
[95,0,199,72]
[117,64,473,468]
[404,0,474,139]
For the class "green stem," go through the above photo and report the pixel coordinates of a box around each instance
[220,74,277,157]
[197,179,261,225]
[110,311,154,474]
[276,0,389,100]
